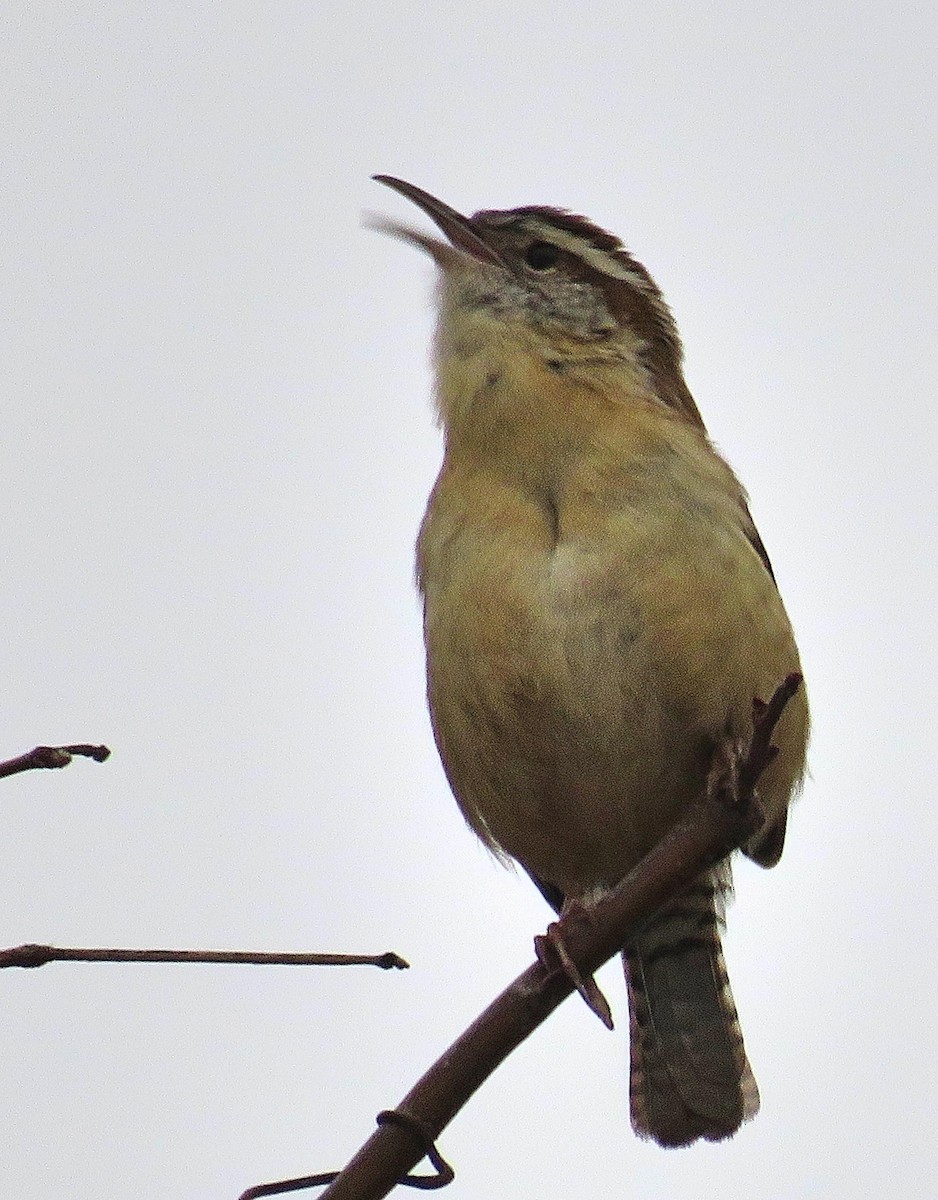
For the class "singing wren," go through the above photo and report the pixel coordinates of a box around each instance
[372,175,809,1148]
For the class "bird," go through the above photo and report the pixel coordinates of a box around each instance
[371,175,809,1148]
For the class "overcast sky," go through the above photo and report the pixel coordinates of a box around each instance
[2,5,935,1199]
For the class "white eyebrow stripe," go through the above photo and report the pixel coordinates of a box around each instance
[502,214,681,345]
[521,218,657,292]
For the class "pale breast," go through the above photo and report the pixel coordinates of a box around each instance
[417,462,807,895]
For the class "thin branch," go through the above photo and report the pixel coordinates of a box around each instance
[0,743,111,780]
[245,672,798,1200]
[0,944,408,971]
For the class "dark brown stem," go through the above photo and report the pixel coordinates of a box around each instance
[0,945,408,971]
[0,744,111,780]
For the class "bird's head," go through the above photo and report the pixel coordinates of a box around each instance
[371,176,699,426]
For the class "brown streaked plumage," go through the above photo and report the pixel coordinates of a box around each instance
[373,176,809,1147]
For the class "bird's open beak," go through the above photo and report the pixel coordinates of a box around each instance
[371,175,506,269]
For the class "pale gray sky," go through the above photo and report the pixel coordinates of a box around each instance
[2,4,935,1198]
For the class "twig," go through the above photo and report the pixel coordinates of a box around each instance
[258,672,798,1200]
[0,744,111,780]
[240,1113,453,1200]
[0,945,408,971]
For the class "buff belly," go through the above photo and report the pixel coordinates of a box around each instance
[420,480,807,897]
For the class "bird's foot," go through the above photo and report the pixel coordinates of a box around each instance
[706,734,745,806]
[707,725,774,835]
[535,901,614,1030]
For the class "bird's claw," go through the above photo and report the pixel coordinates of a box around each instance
[535,919,614,1030]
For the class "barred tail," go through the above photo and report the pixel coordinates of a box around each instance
[623,869,759,1147]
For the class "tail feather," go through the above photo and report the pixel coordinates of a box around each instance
[623,869,759,1147]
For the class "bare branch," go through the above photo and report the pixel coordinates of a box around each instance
[241,672,799,1200]
[0,743,111,780]
[0,944,408,971]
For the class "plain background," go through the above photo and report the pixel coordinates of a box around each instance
[2,4,935,1198]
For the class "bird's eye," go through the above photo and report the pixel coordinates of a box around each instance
[524,241,560,270]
